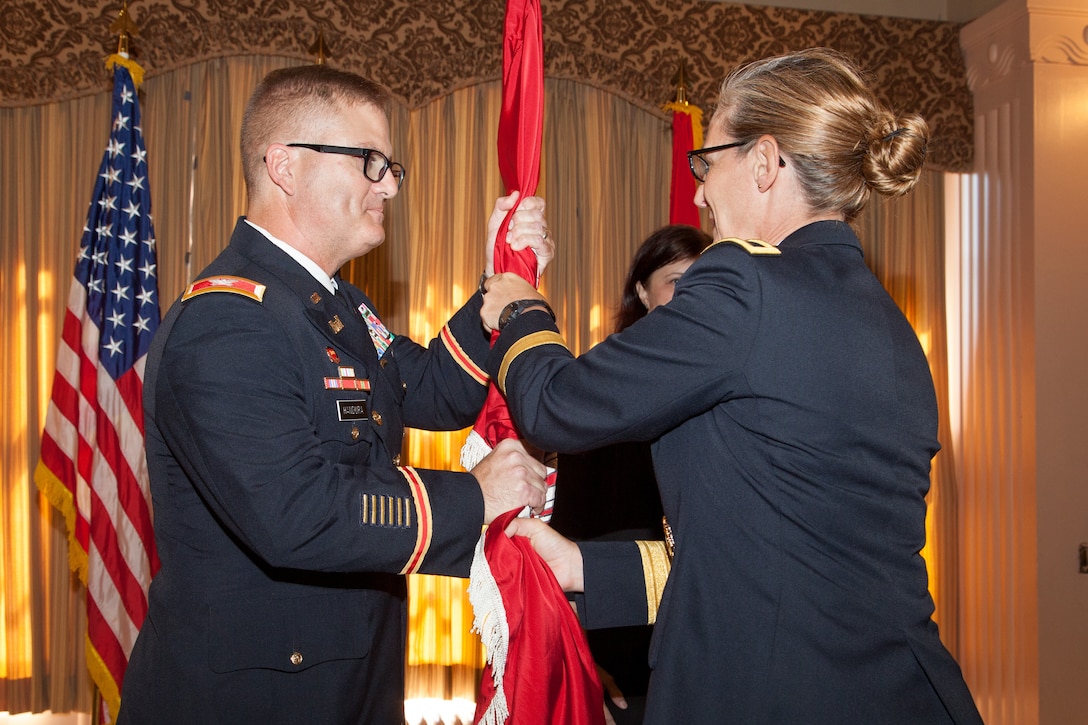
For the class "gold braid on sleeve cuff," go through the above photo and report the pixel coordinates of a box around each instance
[497,330,567,394]
[635,540,671,625]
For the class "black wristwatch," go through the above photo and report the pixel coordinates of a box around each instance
[497,298,556,331]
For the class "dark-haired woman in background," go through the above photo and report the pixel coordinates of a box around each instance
[549,224,711,724]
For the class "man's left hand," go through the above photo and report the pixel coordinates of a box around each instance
[485,191,554,280]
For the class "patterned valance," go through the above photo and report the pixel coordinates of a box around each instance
[0,0,972,170]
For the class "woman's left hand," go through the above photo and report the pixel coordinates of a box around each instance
[504,516,584,592]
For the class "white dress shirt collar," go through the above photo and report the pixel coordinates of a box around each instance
[244,218,339,295]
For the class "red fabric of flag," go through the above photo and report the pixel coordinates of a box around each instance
[35,55,161,724]
[664,101,703,227]
[495,0,544,282]
[471,510,605,725]
[472,0,544,448]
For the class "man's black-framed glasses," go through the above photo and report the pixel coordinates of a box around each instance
[686,141,748,183]
[287,143,406,188]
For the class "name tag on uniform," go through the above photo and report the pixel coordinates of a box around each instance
[337,399,369,421]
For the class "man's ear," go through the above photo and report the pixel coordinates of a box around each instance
[752,135,782,193]
[263,144,296,195]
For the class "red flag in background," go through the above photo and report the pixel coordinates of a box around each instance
[663,60,703,226]
[460,0,555,519]
[34,53,160,723]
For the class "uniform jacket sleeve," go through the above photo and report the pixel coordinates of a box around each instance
[486,243,763,453]
[574,540,670,630]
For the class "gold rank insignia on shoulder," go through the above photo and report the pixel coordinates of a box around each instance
[706,237,782,256]
[182,275,267,302]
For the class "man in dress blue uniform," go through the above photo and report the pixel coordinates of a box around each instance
[118,64,552,724]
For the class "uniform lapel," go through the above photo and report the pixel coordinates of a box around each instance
[229,220,373,356]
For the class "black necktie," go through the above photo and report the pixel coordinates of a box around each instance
[334,284,354,315]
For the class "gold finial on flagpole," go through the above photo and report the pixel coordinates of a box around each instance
[662,58,703,147]
[105,1,144,87]
[309,29,329,65]
[670,59,692,106]
[110,1,138,58]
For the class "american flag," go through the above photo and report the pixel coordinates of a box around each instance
[35,57,160,723]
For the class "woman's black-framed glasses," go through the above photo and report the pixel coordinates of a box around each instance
[287,143,406,188]
[686,141,748,183]
[687,140,786,183]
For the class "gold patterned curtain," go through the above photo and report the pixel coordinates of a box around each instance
[855,170,959,649]
[0,51,954,716]
[0,89,109,715]
[2,0,972,172]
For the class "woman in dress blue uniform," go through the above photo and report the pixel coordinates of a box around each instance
[482,48,983,724]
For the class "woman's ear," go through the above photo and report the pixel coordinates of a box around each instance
[753,135,782,193]
[635,281,650,309]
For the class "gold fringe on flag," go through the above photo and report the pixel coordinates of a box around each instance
[34,461,89,582]
[661,100,704,149]
[106,54,145,89]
